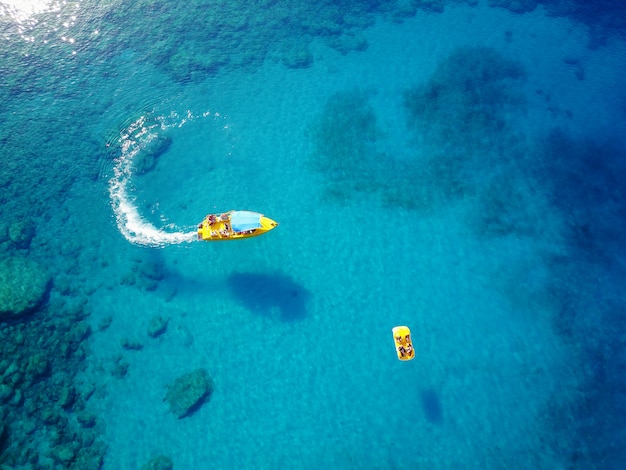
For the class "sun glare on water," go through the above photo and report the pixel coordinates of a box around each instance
[1,0,60,22]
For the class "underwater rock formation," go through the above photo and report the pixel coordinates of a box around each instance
[8,221,35,249]
[281,42,314,68]
[133,135,172,175]
[111,355,130,379]
[147,315,169,338]
[141,454,174,470]
[325,33,369,55]
[0,257,51,321]
[489,0,539,13]
[127,254,167,292]
[164,369,213,418]
[120,337,144,351]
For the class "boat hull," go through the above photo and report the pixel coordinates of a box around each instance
[392,325,415,361]
[197,210,278,241]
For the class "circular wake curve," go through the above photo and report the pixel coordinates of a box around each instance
[108,114,197,247]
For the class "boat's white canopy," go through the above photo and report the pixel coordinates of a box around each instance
[230,211,263,232]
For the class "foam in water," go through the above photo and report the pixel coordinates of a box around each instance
[108,113,198,247]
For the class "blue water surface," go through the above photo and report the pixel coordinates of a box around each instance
[1,0,626,468]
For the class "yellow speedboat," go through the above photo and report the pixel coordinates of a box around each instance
[197,210,278,241]
[392,325,415,361]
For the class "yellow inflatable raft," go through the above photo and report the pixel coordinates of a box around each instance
[197,210,278,241]
[392,325,415,361]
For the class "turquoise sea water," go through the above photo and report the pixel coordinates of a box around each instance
[2,0,626,468]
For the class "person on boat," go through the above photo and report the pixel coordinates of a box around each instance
[207,214,217,225]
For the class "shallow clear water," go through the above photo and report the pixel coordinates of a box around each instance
[2,0,626,468]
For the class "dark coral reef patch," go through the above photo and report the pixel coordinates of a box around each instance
[309,47,528,212]
[527,129,626,467]
[0,292,106,468]
[403,46,526,152]
[536,130,626,265]
[308,90,389,201]
[401,46,527,207]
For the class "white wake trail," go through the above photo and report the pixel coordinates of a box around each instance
[108,115,197,247]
